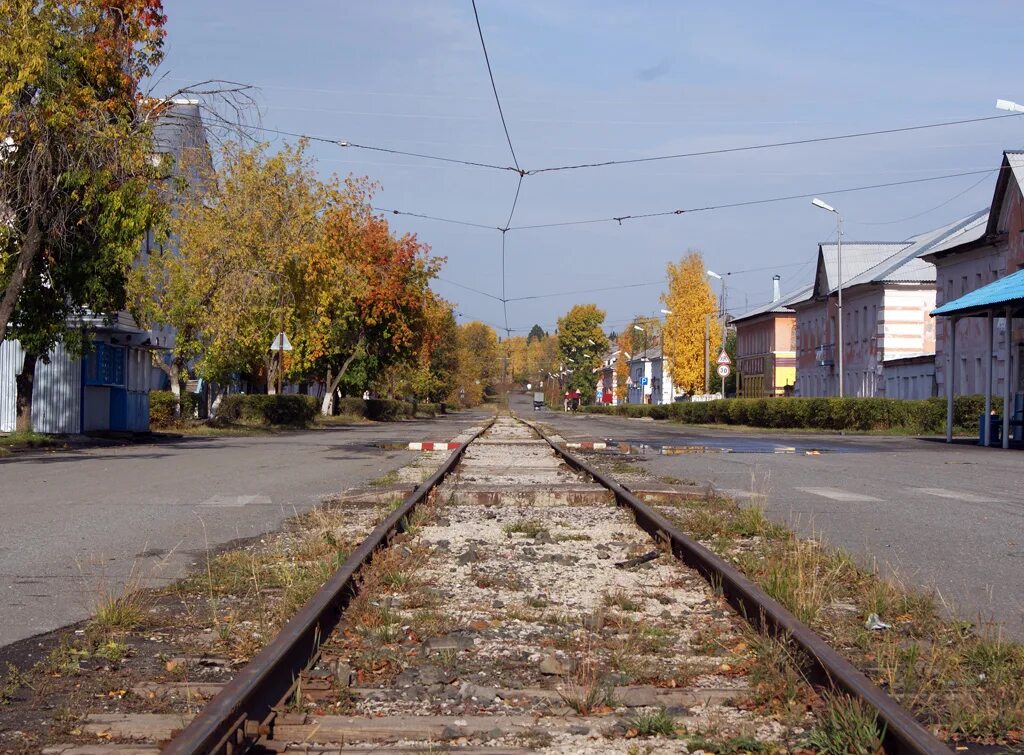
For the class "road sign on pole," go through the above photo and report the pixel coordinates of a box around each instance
[640,376,649,386]
[716,349,731,366]
[717,364,731,378]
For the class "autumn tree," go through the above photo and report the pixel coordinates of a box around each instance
[0,0,168,429]
[303,201,440,415]
[614,328,631,403]
[134,141,327,401]
[453,321,498,406]
[557,304,609,402]
[661,250,719,394]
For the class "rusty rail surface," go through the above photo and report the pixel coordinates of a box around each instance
[523,416,951,755]
[163,418,494,755]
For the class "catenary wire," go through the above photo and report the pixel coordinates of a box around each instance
[508,168,996,230]
[850,169,997,226]
[240,122,518,173]
[436,277,505,302]
[372,206,501,231]
[526,112,1024,174]
[471,0,523,175]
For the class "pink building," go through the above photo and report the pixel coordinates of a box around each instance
[924,152,1024,401]
[793,212,986,398]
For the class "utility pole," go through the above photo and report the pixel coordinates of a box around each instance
[704,313,710,393]
[720,274,728,348]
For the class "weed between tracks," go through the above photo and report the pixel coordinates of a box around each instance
[0,483,422,752]
[591,453,1024,748]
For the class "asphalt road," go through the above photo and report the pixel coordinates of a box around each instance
[0,411,488,648]
[515,395,1024,639]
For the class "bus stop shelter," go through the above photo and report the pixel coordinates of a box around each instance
[931,267,1024,448]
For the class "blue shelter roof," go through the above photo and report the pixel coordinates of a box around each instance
[931,268,1024,317]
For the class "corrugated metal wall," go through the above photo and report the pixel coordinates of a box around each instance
[0,340,23,432]
[0,340,81,434]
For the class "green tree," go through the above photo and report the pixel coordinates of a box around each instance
[134,141,328,398]
[557,304,609,402]
[527,324,546,343]
[0,0,168,430]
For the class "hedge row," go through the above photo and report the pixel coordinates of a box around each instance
[149,390,201,427]
[336,397,445,420]
[584,395,990,433]
[216,394,318,427]
[150,392,447,428]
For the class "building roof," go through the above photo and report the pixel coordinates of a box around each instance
[732,285,813,323]
[797,209,990,305]
[931,267,1024,317]
[843,209,989,288]
[918,211,989,260]
[921,152,1024,263]
[1008,150,1024,192]
[817,242,910,293]
[628,346,662,363]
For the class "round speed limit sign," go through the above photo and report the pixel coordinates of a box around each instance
[716,364,731,378]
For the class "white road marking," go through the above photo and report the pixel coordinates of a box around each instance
[795,487,883,502]
[909,488,1003,503]
[197,494,272,507]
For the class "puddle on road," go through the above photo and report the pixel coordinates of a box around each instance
[601,438,848,456]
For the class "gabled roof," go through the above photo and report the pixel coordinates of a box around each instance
[918,211,989,260]
[922,151,1024,262]
[814,242,910,297]
[843,208,988,288]
[932,267,1024,317]
[732,285,813,324]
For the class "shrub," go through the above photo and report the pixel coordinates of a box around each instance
[150,390,203,427]
[336,397,368,417]
[583,395,989,434]
[149,390,177,427]
[217,394,317,427]
[364,398,414,421]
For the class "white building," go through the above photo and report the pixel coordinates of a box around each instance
[627,346,675,404]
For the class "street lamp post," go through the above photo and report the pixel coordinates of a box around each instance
[632,325,647,403]
[812,197,844,398]
[996,99,1024,114]
[706,271,727,394]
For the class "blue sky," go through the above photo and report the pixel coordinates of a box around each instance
[154,1,1024,337]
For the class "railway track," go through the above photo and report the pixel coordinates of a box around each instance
[64,414,950,754]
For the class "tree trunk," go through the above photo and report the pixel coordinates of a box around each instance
[0,206,43,345]
[266,354,277,395]
[15,352,37,433]
[168,362,182,416]
[320,341,364,417]
[320,367,334,416]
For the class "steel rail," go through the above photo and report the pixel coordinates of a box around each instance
[164,418,494,755]
[522,416,951,755]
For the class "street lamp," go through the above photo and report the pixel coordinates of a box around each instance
[812,197,844,398]
[996,99,1024,114]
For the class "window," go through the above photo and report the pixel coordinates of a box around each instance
[976,272,983,290]
[961,276,968,295]
[83,342,125,387]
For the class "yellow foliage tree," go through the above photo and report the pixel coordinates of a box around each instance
[452,321,498,406]
[614,328,631,403]
[661,250,720,394]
